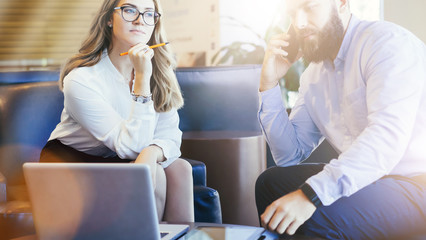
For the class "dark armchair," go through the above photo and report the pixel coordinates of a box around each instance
[0,73,221,239]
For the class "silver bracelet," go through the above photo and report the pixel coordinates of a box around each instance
[131,92,152,103]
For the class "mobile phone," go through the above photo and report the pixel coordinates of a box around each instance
[282,24,299,62]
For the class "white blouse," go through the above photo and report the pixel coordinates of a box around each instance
[49,50,182,168]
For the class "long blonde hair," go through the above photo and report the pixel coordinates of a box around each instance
[59,0,183,112]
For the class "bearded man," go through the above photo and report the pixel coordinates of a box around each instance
[255,0,426,239]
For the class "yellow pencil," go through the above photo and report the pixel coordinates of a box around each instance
[119,42,169,56]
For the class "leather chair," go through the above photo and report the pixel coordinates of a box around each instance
[0,77,221,239]
[175,65,267,226]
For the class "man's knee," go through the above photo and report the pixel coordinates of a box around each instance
[255,167,291,214]
[255,166,297,195]
[256,167,280,194]
[255,167,277,217]
[256,165,324,216]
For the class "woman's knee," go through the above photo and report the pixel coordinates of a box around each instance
[164,158,193,181]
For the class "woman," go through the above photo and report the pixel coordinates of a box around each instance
[40,0,194,222]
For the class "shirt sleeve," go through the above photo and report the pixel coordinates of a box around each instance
[150,108,182,168]
[258,84,323,166]
[306,28,426,206]
[63,78,158,160]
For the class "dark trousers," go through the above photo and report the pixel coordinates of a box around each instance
[40,139,131,163]
[255,164,426,240]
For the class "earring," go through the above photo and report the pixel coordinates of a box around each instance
[108,24,113,28]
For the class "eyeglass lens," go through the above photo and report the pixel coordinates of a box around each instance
[122,6,158,25]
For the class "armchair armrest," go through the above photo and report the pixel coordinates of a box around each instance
[182,158,222,223]
[0,171,6,202]
[183,158,207,186]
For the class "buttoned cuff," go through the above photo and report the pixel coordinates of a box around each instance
[131,99,155,118]
[258,85,286,113]
[306,167,341,206]
[150,139,180,168]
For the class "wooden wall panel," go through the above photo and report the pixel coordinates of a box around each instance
[0,0,102,69]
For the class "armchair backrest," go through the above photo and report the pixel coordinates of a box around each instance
[176,65,262,132]
[0,65,263,186]
[0,81,63,185]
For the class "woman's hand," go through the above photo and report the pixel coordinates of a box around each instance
[260,33,301,92]
[128,43,155,96]
[136,145,165,164]
[134,145,165,187]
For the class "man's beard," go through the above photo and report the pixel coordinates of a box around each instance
[299,7,344,63]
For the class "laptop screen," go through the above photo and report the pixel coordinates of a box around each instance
[24,163,163,240]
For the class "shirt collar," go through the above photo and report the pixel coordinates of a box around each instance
[100,48,128,84]
[334,15,361,65]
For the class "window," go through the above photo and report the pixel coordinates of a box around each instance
[0,0,383,72]
[0,0,101,71]
[351,0,383,21]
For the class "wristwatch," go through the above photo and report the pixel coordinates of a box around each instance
[131,92,152,104]
[299,182,322,207]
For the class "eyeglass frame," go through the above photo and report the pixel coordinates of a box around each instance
[113,6,161,26]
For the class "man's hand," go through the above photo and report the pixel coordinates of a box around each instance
[261,189,316,235]
[259,33,301,92]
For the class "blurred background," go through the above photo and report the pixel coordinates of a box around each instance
[0,0,424,105]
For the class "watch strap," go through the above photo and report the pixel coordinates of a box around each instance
[299,182,322,207]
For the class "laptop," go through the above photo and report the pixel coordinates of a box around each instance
[23,162,189,240]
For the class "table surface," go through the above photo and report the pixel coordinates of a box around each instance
[12,222,324,240]
[185,222,324,239]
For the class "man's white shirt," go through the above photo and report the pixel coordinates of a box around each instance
[258,16,426,205]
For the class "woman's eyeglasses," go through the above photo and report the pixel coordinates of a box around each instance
[114,6,161,26]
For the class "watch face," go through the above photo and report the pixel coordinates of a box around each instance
[132,93,152,103]
[138,96,152,103]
